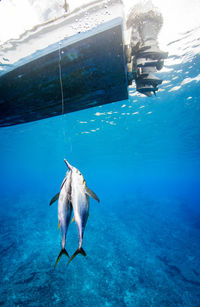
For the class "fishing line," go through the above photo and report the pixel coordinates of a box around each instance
[58,42,64,115]
[58,41,73,156]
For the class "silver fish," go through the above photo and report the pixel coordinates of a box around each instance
[50,168,72,267]
[50,159,100,266]
[65,159,100,265]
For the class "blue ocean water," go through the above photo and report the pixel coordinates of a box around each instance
[1,33,200,306]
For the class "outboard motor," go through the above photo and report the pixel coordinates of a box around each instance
[126,3,168,96]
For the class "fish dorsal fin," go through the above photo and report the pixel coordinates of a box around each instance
[71,216,75,223]
[49,192,60,206]
[85,187,100,203]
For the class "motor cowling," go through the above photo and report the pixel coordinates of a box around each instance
[126,5,168,96]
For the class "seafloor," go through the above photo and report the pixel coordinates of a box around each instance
[0,193,200,306]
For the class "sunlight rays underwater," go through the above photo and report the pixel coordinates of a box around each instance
[0,1,200,306]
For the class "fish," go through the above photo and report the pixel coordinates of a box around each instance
[50,159,100,266]
[50,167,72,268]
[65,159,100,265]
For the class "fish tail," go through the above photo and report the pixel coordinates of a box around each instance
[67,248,87,265]
[54,248,69,268]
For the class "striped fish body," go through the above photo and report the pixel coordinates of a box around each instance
[63,159,99,265]
[58,170,72,249]
[71,168,89,249]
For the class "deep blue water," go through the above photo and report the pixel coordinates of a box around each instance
[0,47,200,305]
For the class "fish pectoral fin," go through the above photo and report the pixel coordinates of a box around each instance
[49,192,60,206]
[54,248,69,268]
[67,248,87,266]
[57,222,60,230]
[60,177,67,190]
[71,216,75,223]
[85,187,100,203]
